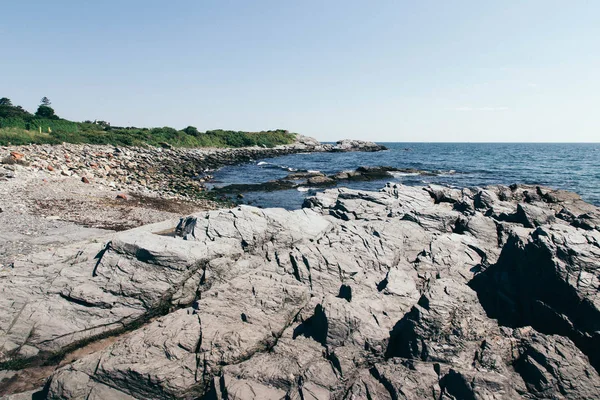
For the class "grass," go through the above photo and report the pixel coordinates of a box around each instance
[0,102,297,148]
[0,119,297,148]
[0,127,57,146]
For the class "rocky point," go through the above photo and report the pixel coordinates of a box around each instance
[1,181,599,399]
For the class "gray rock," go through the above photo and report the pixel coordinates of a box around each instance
[1,184,599,399]
[306,176,336,186]
[333,139,387,152]
[0,137,386,206]
[471,223,600,373]
[514,329,600,399]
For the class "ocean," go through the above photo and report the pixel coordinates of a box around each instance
[210,143,600,209]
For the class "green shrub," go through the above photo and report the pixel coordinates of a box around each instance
[0,105,32,119]
[183,126,200,136]
[0,101,296,148]
[35,105,59,119]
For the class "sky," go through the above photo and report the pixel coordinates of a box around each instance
[1,1,599,142]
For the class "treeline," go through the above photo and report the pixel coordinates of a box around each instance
[0,97,296,148]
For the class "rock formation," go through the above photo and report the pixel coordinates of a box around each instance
[212,166,441,194]
[330,139,387,152]
[1,183,599,399]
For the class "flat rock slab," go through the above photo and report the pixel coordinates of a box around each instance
[1,183,599,399]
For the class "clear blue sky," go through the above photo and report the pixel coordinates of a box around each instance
[2,1,599,142]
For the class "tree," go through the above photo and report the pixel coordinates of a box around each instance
[183,126,200,136]
[40,97,51,106]
[35,105,58,119]
[0,99,31,119]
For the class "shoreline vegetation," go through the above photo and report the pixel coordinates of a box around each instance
[0,97,296,148]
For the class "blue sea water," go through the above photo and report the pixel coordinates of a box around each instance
[210,143,600,209]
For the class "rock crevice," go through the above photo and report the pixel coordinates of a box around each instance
[1,183,599,399]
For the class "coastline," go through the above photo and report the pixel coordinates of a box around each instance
[1,181,598,398]
[0,137,384,265]
[2,138,600,399]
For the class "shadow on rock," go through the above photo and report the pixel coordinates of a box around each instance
[469,226,600,372]
[293,304,329,347]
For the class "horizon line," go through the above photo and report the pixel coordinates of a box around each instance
[358,141,600,144]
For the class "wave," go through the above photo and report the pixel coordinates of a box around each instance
[437,169,457,176]
[390,171,419,177]
[297,187,320,194]
[257,161,298,172]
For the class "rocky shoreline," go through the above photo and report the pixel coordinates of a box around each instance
[1,180,599,399]
[0,136,385,201]
[0,136,384,266]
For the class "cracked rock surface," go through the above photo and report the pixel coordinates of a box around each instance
[1,183,599,399]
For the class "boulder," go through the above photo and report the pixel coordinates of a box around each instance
[306,175,335,186]
[333,139,387,152]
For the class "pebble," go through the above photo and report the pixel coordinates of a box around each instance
[0,139,385,202]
